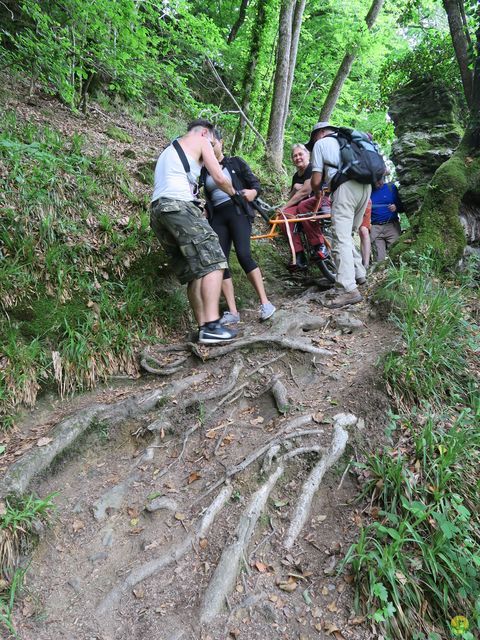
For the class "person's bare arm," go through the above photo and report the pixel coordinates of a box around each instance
[200,140,236,196]
[283,179,312,208]
[310,171,323,196]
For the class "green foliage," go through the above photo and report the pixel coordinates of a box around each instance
[0,567,25,637]
[1,493,56,532]
[376,255,478,408]
[343,409,480,639]
[0,493,55,637]
[0,110,189,428]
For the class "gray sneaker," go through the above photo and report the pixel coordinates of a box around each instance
[219,311,240,325]
[259,302,276,321]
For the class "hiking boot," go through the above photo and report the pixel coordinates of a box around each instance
[198,322,238,345]
[356,276,367,285]
[325,289,363,309]
[259,302,276,321]
[219,310,240,325]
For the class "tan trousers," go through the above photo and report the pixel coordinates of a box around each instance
[331,181,371,292]
[370,221,401,261]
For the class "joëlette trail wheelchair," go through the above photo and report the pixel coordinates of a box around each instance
[251,195,336,283]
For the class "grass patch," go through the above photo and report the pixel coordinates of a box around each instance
[0,493,55,637]
[344,410,480,639]
[0,109,189,428]
[105,125,133,144]
[375,254,478,409]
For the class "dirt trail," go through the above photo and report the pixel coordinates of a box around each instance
[8,294,393,640]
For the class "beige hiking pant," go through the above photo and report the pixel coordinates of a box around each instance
[370,221,401,261]
[331,181,371,292]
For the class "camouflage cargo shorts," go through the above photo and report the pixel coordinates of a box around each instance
[150,198,228,284]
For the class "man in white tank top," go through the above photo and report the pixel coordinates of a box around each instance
[151,119,239,344]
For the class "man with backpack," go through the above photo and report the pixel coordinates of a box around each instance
[150,119,238,344]
[308,122,385,308]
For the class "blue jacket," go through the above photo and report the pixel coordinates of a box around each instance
[371,183,404,224]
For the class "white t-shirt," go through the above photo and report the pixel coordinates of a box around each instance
[205,167,232,207]
[152,144,201,202]
[311,137,341,186]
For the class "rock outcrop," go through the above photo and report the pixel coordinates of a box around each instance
[389,78,463,214]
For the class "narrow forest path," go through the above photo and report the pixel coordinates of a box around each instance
[4,289,394,640]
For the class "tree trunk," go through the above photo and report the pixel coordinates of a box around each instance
[318,0,385,122]
[266,0,305,170]
[442,0,473,107]
[281,0,306,133]
[227,0,249,44]
[231,0,267,153]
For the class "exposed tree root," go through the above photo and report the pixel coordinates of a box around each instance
[283,413,356,550]
[193,414,314,504]
[96,484,233,617]
[93,361,244,515]
[271,376,289,414]
[191,336,332,361]
[139,343,192,375]
[0,373,207,498]
[296,288,327,305]
[200,465,284,623]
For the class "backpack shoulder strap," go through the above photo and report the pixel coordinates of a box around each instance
[172,139,190,173]
[172,138,198,191]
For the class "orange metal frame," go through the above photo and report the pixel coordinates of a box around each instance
[251,211,332,241]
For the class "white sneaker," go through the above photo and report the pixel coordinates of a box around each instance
[219,311,240,325]
[259,302,276,321]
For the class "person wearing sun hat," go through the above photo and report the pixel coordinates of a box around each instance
[309,121,371,309]
[305,121,332,152]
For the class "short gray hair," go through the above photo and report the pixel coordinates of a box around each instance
[291,143,309,158]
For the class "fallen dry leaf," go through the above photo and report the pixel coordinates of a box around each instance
[37,437,53,447]
[254,560,268,573]
[174,512,186,521]
[133,587,144,599]
[72,519,85,533]
[327,601,338,613]
[199,538,208,549]
[279,577,298,592]
[324,621,340,635]
[0,501,6,517]
[349,615,366,625]
[187,471,201,484]
[249,416,265,425]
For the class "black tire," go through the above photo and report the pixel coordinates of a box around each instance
[317,254,336,283]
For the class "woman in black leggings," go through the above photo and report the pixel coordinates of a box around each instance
[201,131,275,324]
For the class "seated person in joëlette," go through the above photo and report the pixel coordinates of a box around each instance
[280,139,331,271]
[200,129,276,324]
